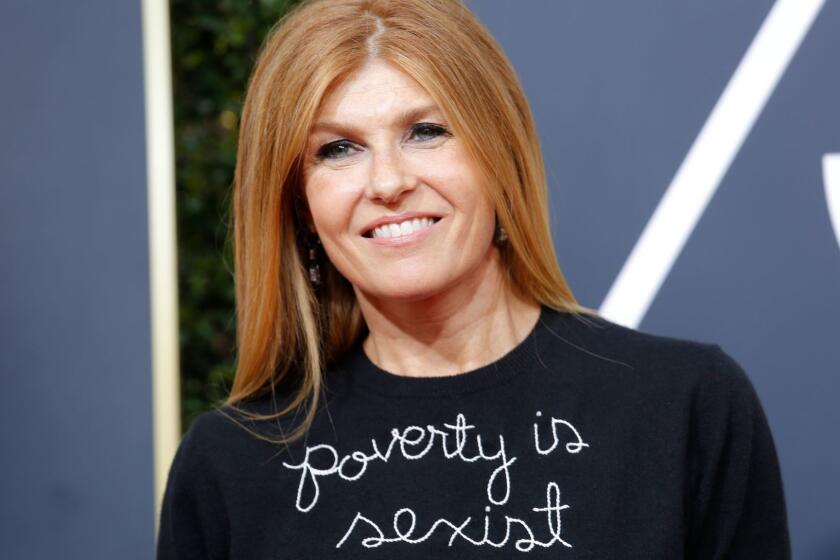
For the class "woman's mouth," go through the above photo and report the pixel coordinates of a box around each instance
[361,217,443,247]
[362,217,442,239]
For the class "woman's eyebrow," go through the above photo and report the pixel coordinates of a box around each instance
[310,104,442,136]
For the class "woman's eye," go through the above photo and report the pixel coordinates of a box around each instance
[316,140,356,161]
[314,124,449,161]
[411,123,449,141]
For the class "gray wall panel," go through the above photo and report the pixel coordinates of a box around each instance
[0,1,155,559]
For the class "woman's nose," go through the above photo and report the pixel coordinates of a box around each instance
[365,146,417,204]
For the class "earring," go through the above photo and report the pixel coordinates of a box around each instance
[494,224,508,245]
[307,234,322,287]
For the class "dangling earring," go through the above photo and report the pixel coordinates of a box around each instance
[307,233,322,287]
[494,222,508,245]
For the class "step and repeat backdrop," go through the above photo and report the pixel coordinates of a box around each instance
[1,0,838,558]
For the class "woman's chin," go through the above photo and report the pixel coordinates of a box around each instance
[355,278,457,306]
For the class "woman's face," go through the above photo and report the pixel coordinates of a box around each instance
[302,59,497,304]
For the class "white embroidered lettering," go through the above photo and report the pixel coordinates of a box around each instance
[284,410,587,552]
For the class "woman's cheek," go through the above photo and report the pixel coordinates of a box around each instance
[310,175,363,231]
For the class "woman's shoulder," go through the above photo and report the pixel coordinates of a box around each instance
[542,306,717,356]
[541,307,757,401]
[170,406,247,467]
[173,390,303,463]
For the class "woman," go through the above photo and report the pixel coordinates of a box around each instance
[157,0,790,558]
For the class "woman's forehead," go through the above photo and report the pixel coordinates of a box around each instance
[312,61,442,127]
[310,104,444,139]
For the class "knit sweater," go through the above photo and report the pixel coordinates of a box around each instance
[156,305,790,559]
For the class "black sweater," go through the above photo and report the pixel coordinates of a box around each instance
[156,306,790,559]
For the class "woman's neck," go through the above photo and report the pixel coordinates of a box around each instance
[356,253,541,378]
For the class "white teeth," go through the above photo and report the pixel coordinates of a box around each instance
[371,217,437,238]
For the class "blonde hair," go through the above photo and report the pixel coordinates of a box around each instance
[221,0,601,444]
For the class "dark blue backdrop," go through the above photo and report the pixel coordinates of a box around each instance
[0,1,154,559]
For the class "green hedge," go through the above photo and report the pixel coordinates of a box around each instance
[170,0,302,430]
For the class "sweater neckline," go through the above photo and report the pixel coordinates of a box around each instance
[337,305,559,398]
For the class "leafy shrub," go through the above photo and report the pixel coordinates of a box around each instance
[170,0,302,429]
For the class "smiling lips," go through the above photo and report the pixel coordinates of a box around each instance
[360,212,443,238]
[370,217,437,239]
[361,215,443,246]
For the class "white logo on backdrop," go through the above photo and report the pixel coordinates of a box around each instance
[823,154,840,251]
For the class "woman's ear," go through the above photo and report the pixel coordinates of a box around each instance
[293,185,317,233]
[301,204,316,233]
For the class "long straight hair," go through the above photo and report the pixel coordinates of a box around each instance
[222,0,601,444]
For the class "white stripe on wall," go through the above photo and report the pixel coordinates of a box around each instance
[141,0,181,535]
[600,0,827,328]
